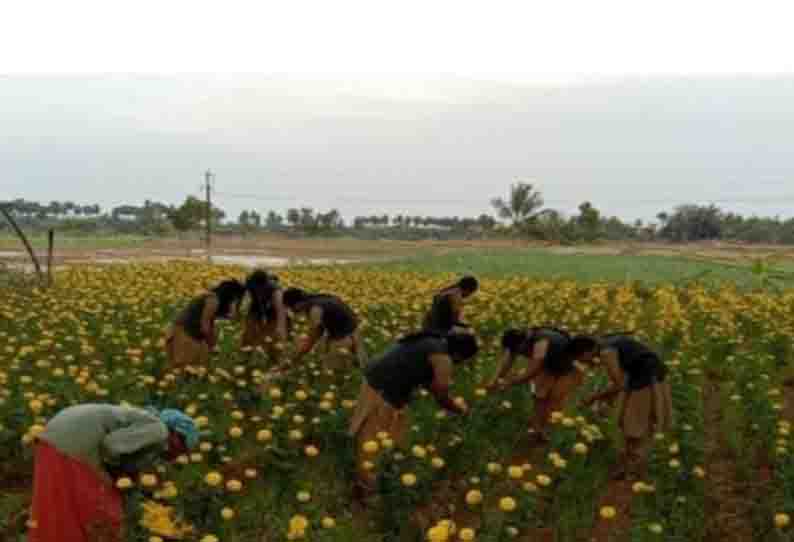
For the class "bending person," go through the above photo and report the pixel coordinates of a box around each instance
[349,331,478,493]
[165,279,246,369]
[422,275,479,334]
[582,333,673,480]
[240,270,288,365]
[30,403,198,542]
[489,327,598,441]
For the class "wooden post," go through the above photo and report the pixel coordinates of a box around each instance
[47,229,55,286]
[0,205,44,282]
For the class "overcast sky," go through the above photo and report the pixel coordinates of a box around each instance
[2,1,794,222]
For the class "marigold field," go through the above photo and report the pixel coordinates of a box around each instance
[2,262,794,542]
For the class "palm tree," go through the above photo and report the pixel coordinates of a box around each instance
[490,182,545,231]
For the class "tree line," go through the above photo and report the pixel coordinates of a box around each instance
[3,185,794,244]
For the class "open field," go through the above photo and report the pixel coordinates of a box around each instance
[2,257,794,541]
[2,234,794,286]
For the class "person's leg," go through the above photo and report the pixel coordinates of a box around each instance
[616,389,652,479]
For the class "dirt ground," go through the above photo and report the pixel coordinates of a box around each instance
[1,235,794,270]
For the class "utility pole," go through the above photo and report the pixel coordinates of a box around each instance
[204,170,213,262]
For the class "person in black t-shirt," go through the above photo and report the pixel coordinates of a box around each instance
[488,327,598,441]
[583,334,673,479]
[349,331,478,491]
[282,287,365,370]
[422,276,479,334]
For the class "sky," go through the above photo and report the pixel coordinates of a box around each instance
[2,1,794,223]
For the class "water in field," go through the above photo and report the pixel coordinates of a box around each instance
[210,254,353,267]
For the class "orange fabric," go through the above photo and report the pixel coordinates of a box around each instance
[30,441,124,542]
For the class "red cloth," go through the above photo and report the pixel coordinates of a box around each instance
[29,441,124,542]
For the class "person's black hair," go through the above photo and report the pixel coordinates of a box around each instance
[501,328,529,354]
[283,287,309,308]
[565,335,599,358]
[446,332,479,363]
[212,279,246,318]
[458,275,479,295]
[398,330,445,344]
[245,270,279,319]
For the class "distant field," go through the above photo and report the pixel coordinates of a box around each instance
[369,247,794,287]
[2,234,794,287]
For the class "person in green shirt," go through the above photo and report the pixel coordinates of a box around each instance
[30,403,199,542]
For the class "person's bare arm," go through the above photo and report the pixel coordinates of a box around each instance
[487,351,517,389]
[201,295,219,350]
[273,290,288,341]
[294,306,324,361]
[430,353,467,415]
[503,340,548,388]
[449,290,464,323]
[584,349,624,405]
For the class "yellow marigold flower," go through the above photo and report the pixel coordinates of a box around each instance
[204,472,223,487]
[321,517,336,529]
[305,445,319,457]
[226,479,243,493]
[465,490,483,506]
[221,507,235,520]
[116,477,133,490]
[362,440,380,454]
[256,429,273,442]
[648,523,663,534]
[228,426,243,438]
[775,513,791,529]
[401,473,417,487]
[140,474,158,488]
[508,466,523,480]
[459,528,476,541]
[499,497,517,512]
[600,506,617,520]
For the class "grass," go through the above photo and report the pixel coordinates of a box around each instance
[0,234,149,250]
[370,247,794,287]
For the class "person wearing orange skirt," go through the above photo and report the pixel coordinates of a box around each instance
[583,334,673,480]
[29,404,198,542]
[349,331,478,493]
[282,288,366,370]
[240,270,288,365]
[165,279,246,370]
[489,327,599,441]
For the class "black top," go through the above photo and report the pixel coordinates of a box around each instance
[601,335,666,391]
[526,328,574,376]
[175,295,211,341]
[365,337,447,409]
[423,291,458,333]
[306,295,357,339]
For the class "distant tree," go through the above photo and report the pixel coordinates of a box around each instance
[286,208,300,227]
[659,204,723,242]
[266,211,284,229]
[490,182,545,234]
[167,196,223,233]
[575,201,602,241]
